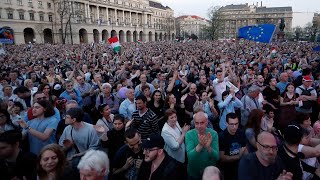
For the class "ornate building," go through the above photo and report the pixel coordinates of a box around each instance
[0,0,175,44]
[176,15,210,39]
[313,13,320,41]
[219,2,293,39]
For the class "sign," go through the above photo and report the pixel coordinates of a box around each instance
[0,27,14,44]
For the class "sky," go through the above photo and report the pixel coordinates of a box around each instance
[160,0,320,27]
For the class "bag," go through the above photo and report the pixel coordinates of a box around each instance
[298,86,314,109]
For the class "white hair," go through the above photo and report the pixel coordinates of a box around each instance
[77,150,109,175]
[102,83,112,89]
[202,166,220,180]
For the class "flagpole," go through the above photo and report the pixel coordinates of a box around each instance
[269,25,277,44]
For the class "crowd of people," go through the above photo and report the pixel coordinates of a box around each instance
[0,39,320,180]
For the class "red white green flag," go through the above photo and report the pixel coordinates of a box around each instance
[108,37,121,53]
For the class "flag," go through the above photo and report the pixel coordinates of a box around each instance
[313,46,320,52]
[108,37,121,53]
[187,38,192,42]
[238,24,276,43]
[135,39,142,44]
[174,38,179,42]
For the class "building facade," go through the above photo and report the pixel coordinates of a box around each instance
[176,15,210,39]
[313,13,320,41]
[0,0,175,44]
[219,2,293,39]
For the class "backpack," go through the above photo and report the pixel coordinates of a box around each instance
[298,86,314,109]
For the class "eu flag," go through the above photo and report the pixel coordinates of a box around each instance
[238,24,276,43]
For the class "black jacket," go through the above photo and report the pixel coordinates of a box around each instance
[138,153,185,180]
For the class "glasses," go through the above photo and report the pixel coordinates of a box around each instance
[257,141,278,152]
[0,115,6,119]
[144,148,159,154]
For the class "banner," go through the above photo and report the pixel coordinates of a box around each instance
[0,27,14,44]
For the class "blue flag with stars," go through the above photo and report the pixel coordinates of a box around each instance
[238,24,276,43]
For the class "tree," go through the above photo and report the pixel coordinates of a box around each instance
[293,26,303,41]
[304,22,317,42]
[206,6,223,40]
[55,0,73,44]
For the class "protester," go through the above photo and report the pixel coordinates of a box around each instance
[38,143,78,180]
[0,130,38,180]
[138,134,185,180]
[78,149,109,180]
[185,111,219,180]
[0,39,320,180]
[238,131,292,180]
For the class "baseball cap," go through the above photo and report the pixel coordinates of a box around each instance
[302,75,313,82]
[142,134,165,149]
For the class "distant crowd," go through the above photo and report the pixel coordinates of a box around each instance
[0,40,320,180]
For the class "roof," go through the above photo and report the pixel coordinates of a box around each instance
[256,7,292,13]
[149,1,171,10]
[220,4,249,10]
[177,15,208,21]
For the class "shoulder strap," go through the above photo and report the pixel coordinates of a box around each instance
[70,127,80,153]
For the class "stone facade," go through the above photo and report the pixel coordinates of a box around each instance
[0,0,175,44]
[176,15,210,39]
[219,3,293,39]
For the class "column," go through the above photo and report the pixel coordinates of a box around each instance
[122,10,125,26]
[144,13,147,27]
[129,33,133,42]
[87,4,91,23]
[136,13,138,26]
[84,3,88,18]
[97,6,100,20]
[106,8,109,25]
[115,9,118,26]
[129,12,132,26]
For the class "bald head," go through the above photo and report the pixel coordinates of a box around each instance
[194,111,208,134]
[189,83,197,95]
[280,72,288,82]
[257,131,276,144]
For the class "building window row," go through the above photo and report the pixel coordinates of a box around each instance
[5,10,52,21]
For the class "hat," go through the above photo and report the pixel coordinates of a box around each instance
[283,124,303,145]
[53,84,62,90]
[302,75,313,82]
[142,134,165,149]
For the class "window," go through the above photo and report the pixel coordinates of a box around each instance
[29,12,34,20]
[39,14,44,21]
[17,0,22,6]
[38,1,43,8]
[47,2,51,9]
[28,0,33,7]
[48,14,52,22]
[6,0,12,4]
[7,11,13,19]
[19,12,24,19]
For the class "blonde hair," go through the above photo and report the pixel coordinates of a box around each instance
[24,79,32,87]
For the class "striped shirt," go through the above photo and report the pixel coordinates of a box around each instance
[131,108,159,139]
